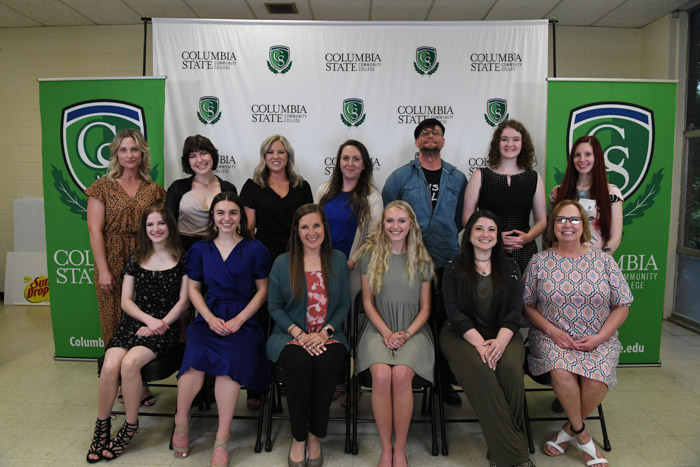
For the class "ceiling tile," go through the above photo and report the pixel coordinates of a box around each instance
[186,0,255,20]
[595,0,688,27]
[546,0,626,27]
[310,0,371,21]
[371,0,432,21]
[62,0,142,25]
[122,0,196,19]
[426,0,493,21]
[1,0,92,26]
[0,3,41,27]
[485,0,559,21]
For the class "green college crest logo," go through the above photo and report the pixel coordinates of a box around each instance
[414,47,439,75]
[58,100,146,219]
[341,98,366,127]
[267,45,292,74]
[484,98,509,127]
[197,96,222,125]
[567,102,660,226]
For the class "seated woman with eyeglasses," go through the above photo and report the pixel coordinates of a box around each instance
[523,200,633,467]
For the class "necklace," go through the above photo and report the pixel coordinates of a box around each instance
[474,259,490,276]
[474,256,491,263]
[195,175,216,187]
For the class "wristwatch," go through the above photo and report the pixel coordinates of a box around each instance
[323,326,334,338]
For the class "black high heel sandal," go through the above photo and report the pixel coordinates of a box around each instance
[103,420,139,460]
[86,417,111,463]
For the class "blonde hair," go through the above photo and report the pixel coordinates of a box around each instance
[359,200,434,295]
[252,134,304,188]
[104,129,152,182]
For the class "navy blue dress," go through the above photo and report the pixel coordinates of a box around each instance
[179,238,272,391]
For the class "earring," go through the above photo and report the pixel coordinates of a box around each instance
[237,225,241,234]
[214,225,218,232]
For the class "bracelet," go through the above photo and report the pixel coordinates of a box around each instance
[405,330,413,338]
[294,331,303,341]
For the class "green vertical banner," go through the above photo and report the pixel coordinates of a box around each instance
[546,79,676,364]
[39,77,165,358]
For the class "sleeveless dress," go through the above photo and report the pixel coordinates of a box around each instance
[355,253,434,383]
[178,238,272,391]
[478,167,538,273]
[105,256,185,356]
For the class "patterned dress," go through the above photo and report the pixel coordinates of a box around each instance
[548,184,624,250]
[106,256,185,356]
[523,249,633,389]
[85,177,166,346]
[477,168,538,273]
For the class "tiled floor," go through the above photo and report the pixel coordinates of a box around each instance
[0,303,698,466]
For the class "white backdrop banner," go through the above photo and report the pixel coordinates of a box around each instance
[153,19,548,191]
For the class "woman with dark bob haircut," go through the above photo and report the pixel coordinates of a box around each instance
[462,119,546,274]
[440,210,532,467]
[165,135,237,252]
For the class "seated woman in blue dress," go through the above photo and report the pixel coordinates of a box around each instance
[267,204,351,467]
[171,192,271,467]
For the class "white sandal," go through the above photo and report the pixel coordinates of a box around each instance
[576,436,608,466]
[545,425,574,456]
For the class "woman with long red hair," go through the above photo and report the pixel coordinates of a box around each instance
[548,135,623,253]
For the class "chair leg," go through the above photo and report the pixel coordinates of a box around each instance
[429,386,438,456]
[523,391,535,454]
[421,386,428,415]
[598,404,611,451]
[435,368,448,456]
[345,373,352,453]
[352,377,359,455]
[265,384,275,452]
[254,391,266,453]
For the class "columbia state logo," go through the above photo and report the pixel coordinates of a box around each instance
[341,98,366,127]
[414,47,439,75]
[197,96,221,125]
[484,98,509,127]
[268,45,292,74]
[56,100,148,219]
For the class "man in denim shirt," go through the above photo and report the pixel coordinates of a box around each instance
[382,118,467,406]
[382,118,467,270]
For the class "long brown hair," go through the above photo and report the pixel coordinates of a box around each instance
[552,135,612,244]
[204,192,253,241]
[288,204,334,300]
[133,203,181,263]
[487,119,535,170]
[318,139,374,227]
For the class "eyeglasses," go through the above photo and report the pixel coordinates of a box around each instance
[553,216,583,225]
[419,129,443,137]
